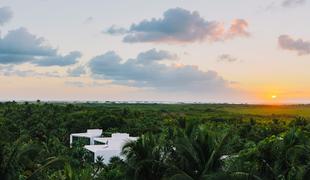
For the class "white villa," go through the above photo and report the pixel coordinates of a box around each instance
[70,129,138,163]
[70,129,103,146]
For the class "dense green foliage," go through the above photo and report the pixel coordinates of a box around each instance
[1,102,310,179]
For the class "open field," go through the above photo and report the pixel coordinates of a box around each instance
[220,104,310,117]
[78,103,310,123]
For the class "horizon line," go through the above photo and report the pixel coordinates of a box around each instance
[1,100,310,106]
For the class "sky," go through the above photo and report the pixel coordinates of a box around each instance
[0,0,309,104]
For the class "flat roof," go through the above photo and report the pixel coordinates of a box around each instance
[71,133,100,138]
[84,145,108,152]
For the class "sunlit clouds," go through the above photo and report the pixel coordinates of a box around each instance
[0,28,81,66]
[0,0,309,103]
[278,35,310,55]
[106,8,250,44]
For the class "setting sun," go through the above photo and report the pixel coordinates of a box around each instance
[2,1,310,179]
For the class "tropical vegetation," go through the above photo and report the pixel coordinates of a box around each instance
[1,101,310,179]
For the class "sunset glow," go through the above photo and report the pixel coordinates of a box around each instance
[0,0,309,103]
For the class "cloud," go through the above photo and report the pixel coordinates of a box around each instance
[32,51,82,66]
[67,65,86,77]
[64,81,85,88]
[136,48,178,64]
[0,65,60,77]
[106,8,249,44]
[226,19,250,38]
[105,25,128,35]
[88,49,232,93]
[0,28,56,57]
[0,28,81,66]
[0,7,13,25]
[83,16,94,24]
[282,0,306,7]
[278,35,310,55]
[265,0,306,10]
[217,54,238,63]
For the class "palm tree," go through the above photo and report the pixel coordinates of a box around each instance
[122,133,169,180]
[166,125,232,180]
[230,127,310,180]
[0,137,71,180]
[26,157,66,180]
[0,137,42,180]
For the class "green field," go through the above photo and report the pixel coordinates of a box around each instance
[220,104,310,117]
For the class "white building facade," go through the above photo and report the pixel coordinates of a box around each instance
[70,129,138,163]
